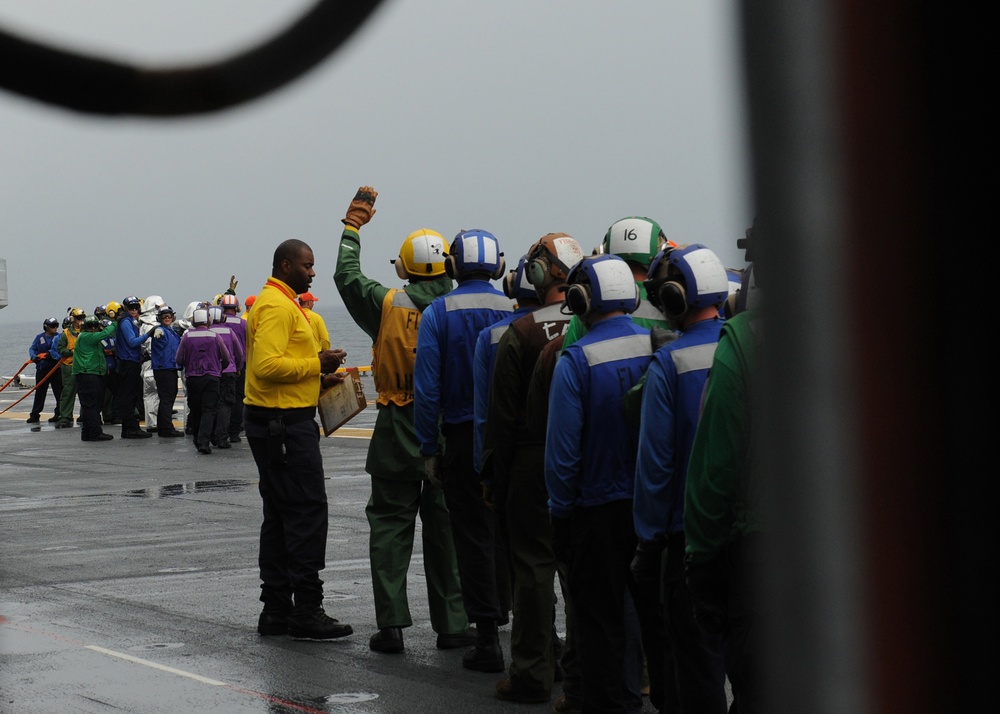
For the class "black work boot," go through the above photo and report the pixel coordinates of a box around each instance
[287,604,353,641]
[462,620,504,673]
[257,609,289,636]
[369,626,404,653]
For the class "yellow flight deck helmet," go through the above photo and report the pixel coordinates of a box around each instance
[105,301,123,320]
[392,229,450,280]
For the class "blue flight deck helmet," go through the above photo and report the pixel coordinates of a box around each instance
[563,254,640,317]
[644,243,729,319]
[445,229,505,280]
[503,254,539,303]
[122,295,142,311]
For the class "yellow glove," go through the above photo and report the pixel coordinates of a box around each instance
[342,186,378,229]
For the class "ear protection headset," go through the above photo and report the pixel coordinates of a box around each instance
[503,255,537,301]
[526,233,584,289]
[444,229,506,280]
[644,246,690,320]
[656,277,690,320]
[564,280,593,317]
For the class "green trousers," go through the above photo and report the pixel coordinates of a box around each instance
[58,365,77,424]
[367,475,468,634]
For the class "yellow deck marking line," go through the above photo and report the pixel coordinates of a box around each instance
[84,645,227,685]
[329,426,373,439]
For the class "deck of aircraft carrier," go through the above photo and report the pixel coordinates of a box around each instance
[0,392,606,714]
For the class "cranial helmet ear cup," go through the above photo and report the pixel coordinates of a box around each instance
[444,255,458,279]
[724,292,739,320]
[491,255,506,281]
[565,283,592,316]
[395,260,409,281]
[526,258,549,288]
[503,270,516,298]
[658,281,688,319]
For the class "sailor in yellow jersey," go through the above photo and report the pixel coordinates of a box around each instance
[297,291,331,351]
[245,238,353,642]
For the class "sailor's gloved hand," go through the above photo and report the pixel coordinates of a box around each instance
[228,275,238,293]
[551,516,572,565]
[152,327,164,339]
[424,454,444,488]
[631,538,667,584]
[342,186,378,229]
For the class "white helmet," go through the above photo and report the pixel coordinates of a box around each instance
[182,301,203,322]
[143,295,165,314]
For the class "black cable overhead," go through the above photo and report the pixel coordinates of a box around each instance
[0,0,385,116]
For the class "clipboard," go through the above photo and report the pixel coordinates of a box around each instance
[318,368,368,436]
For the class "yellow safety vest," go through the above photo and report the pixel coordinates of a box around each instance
[62,329,78,366]
[371,289,422,407]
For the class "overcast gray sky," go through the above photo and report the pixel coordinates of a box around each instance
[0,0,749,324]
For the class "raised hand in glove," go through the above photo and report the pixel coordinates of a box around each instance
[424,454,444,487]
[228,275,238,293]
[342,185,378,228]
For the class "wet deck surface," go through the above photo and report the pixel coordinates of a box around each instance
[0,403,584,714]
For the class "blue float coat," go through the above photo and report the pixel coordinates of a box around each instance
[149,324,182,370]
[544,315,652,518]
[633,318,724,541]
[414,278,512,456]
[471,305,536,473]
[115,316,151,363]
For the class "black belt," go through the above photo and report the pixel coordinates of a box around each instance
[244,405,315,426]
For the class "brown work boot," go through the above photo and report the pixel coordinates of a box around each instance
[552,693,584,714]
[494,678,549,703]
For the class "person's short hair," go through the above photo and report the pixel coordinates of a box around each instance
[272,239,311,271]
